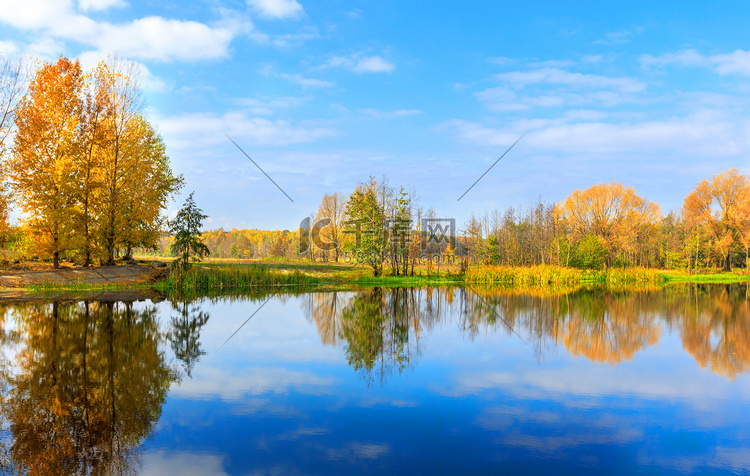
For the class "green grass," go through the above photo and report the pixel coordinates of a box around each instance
[662,271,750,283]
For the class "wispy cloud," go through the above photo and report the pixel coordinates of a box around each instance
[158,111,336,149]
[444,110,750,157]
[325,53,395,73]
[642,49,750,75]
[272,25,320,47]
[476,65,647,112]
[360,108,422,119]
[280,73,335,89]
[247,0,304,20]
[496,68,646,93]
[593,27,643,46]
[77,0,126,12]
[235,96,311,115]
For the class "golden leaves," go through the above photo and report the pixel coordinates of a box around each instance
[682,168,750,269]
[8,55,181,265]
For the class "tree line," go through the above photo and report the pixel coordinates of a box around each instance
[304,171,750,274]
[0,55,181,268]
[137,169,750,275]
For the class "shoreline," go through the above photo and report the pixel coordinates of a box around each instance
[1,261,748,295]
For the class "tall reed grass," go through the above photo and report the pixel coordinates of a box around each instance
[162,264,320,292]
[463,265,668,286]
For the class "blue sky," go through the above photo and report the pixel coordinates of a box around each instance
[1,0,749,230]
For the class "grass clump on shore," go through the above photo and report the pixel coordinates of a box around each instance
[464,265,669,286]
[160,264,321,292]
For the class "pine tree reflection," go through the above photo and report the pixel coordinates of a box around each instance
[1,301,177,474]
[169,300,210,377]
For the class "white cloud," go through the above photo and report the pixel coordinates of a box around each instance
[169,366,337,400]
[326,53,395,73]
[141,451,228,476]
[581,54,604,64]
[77,0,125,12]
[445,111,750,157]
[92,17,236,61]
[325,443,391,461]
[25,37,66,59]
[360,108,422,119]
[475,86,564,111]
[280,73,335,89]
[0,0,245,61]
[712,50,750,75]
[641,49,707,68]
[157,111,336,149]
[496,68,646,93]
[528,59,576,68]
[236,96,310,115]
[641,49,750,76]
[247,0,304,20]
[353,55,394,73]
[593,30,633,45]
[272,26,320,47]
[0,40,19,55]
[476,64,646,111]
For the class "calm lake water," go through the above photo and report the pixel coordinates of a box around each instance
[2,284,750,474]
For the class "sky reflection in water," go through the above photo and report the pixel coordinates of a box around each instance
[2,284,750,474]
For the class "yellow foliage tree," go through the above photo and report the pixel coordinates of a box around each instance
[556,181,661,267]
[315,192,346,262]
[682,168,750,270]
[92,58,182,264]
[10,57,84,268]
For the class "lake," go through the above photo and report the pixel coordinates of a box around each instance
[1,284,750,474]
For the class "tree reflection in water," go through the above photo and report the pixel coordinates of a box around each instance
[667,284,750,379]
[303,284,750,381]
[1,284,750,470]
[0,300,185,475]
[169,300,210,378]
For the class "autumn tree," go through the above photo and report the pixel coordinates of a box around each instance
[682,168,750,270]
[69,62,110,266]
[315,193,346,262]
[117,115,182,259]
[556,181,662,268]
[345,178,387,276]
[10,57,83,268]
[94,58,181,264]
